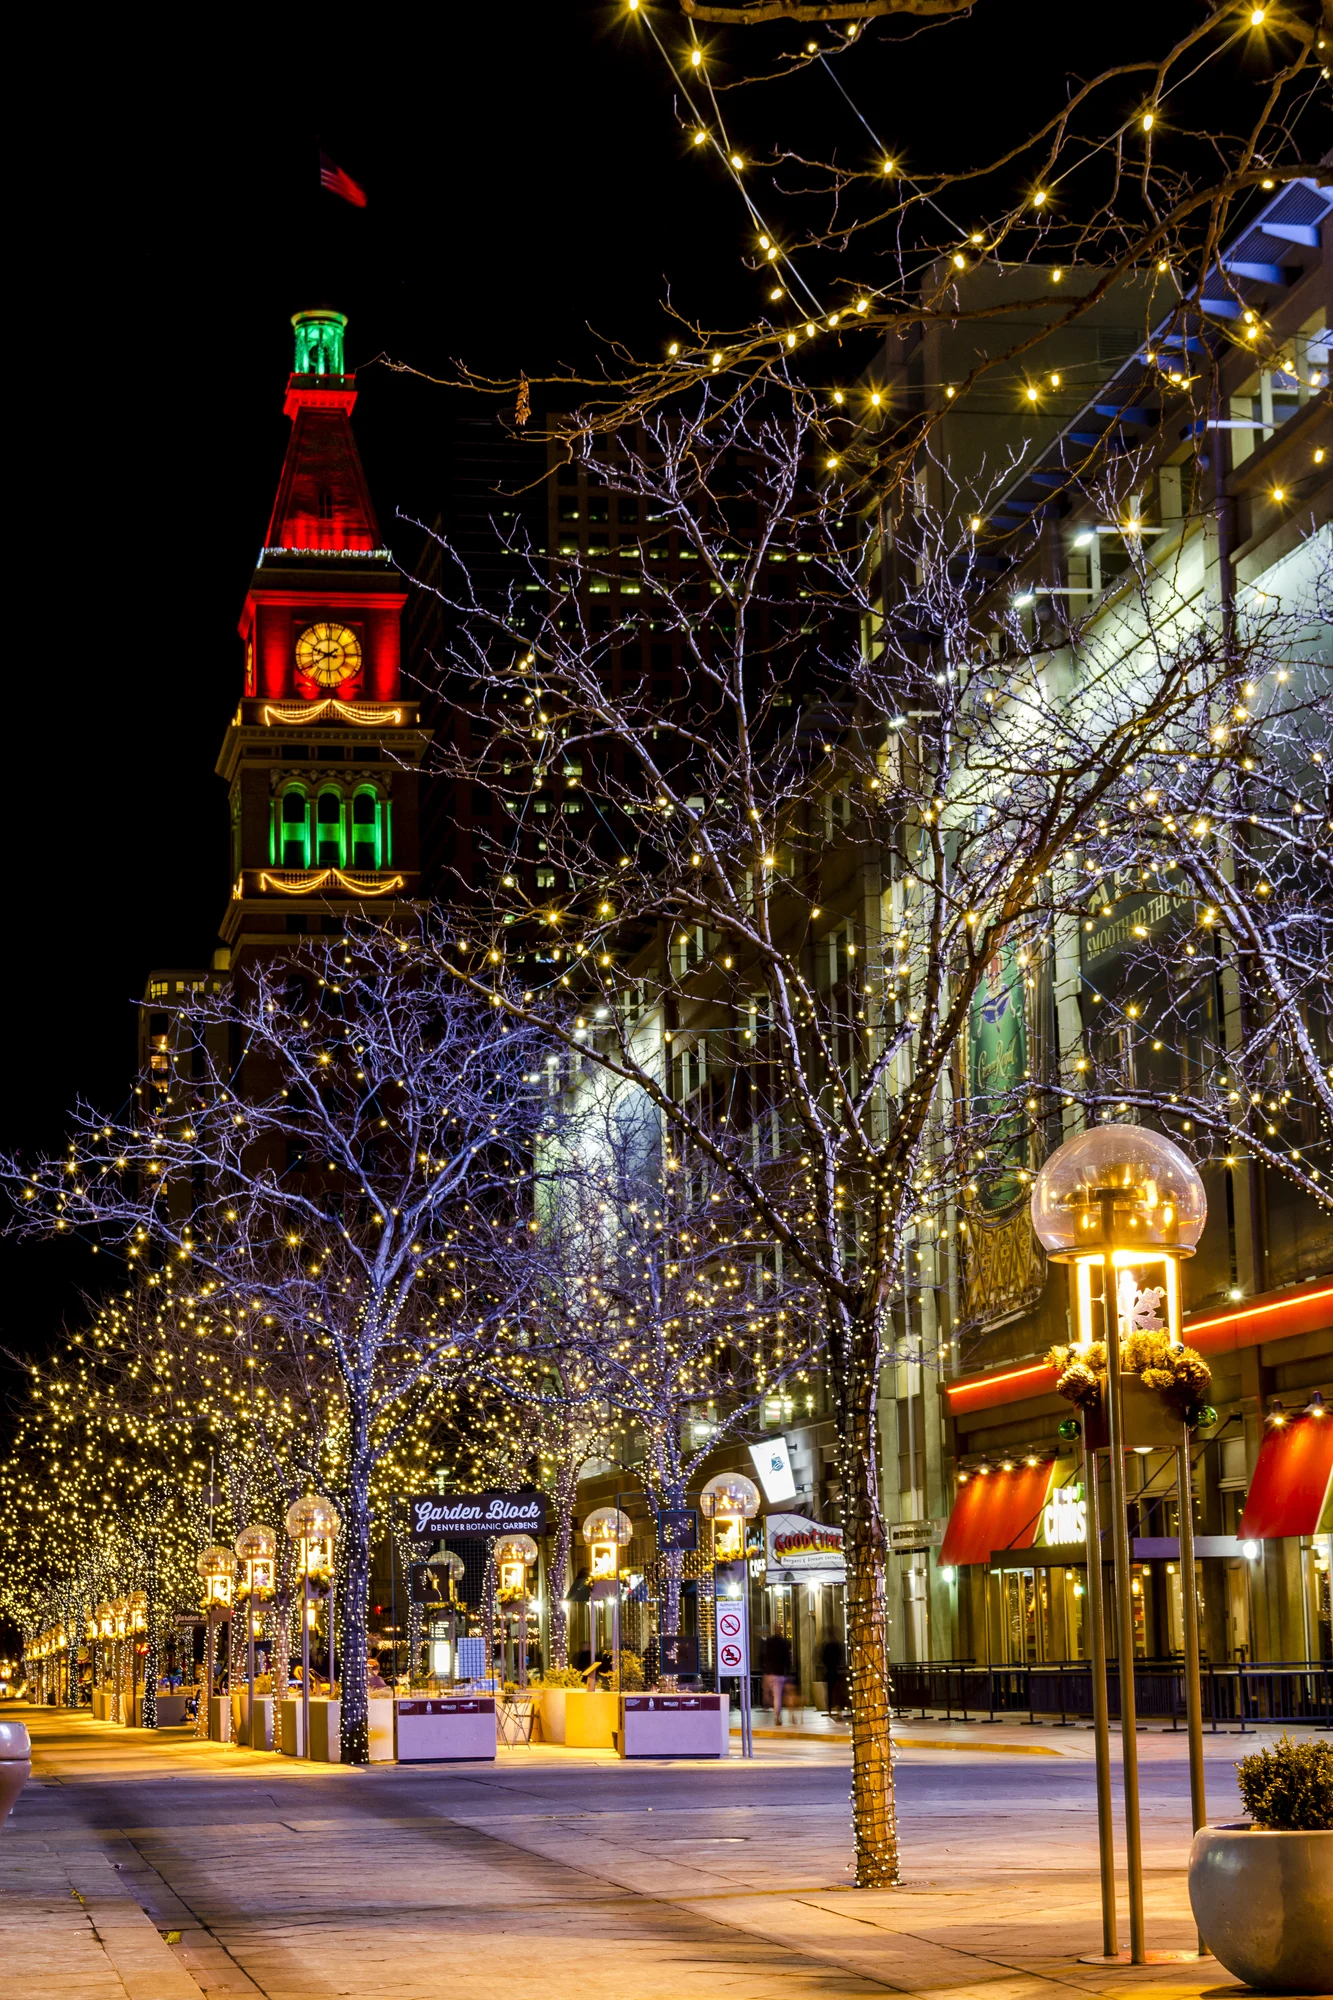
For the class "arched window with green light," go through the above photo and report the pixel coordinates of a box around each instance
[277,788,311,868]
[316,790,345,868]
[350,787,385,869]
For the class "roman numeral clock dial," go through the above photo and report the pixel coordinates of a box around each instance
[295,620,362,689]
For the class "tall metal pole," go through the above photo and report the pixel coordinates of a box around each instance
[614,1490,623,1689]
[739,1555,754,1759]
[1104,1272,1146,1965]
[246,1588,257,1750]
[205,1610,216,1742]
[1175,1433,1208,1955]
[1081,1415,1118,1959]
[301,1563,312,1760]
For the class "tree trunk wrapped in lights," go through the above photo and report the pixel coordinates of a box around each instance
[547,1451,578,1670]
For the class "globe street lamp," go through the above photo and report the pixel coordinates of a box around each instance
[699,1473,761,1757]
[582,1507,633,1685]
[196,1548,236,1743]
[94,1602,113,1714]
[285,1494,339,1761]
[235,1524,276,1749]
[495,1533,539,1690]
[1032,1125,1206,1966]
[127,1591,148,1727]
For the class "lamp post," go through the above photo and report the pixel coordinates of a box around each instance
[1031,1125,1207,1967]
[235,1524,276,1749]
[433,1550,465,1687]
[495,1535,540,1688]
[196,1547,236,1742]
[285,1493,339,1761]
[700,1472,761,1758]
[111,1599,130,1724]
[582,1507,633,1684]
[128,1591,148,1727]
[94,1602,112,1713]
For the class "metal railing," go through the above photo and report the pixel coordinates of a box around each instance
[888,1657,1333,1729]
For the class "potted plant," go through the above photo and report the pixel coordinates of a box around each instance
[1188,1735,1333,1992]
[1047,1328,1214,1444]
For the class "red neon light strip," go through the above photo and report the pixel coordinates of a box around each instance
[945,1362,1055,1406]
[1186,1285,1333,1336]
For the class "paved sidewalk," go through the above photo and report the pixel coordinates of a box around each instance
[0,1806,205,1999]
[2,1701,1310,2000]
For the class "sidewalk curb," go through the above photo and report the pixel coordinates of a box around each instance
[731,1725,1066,1754]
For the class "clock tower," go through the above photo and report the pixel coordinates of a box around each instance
[215,306,428,960]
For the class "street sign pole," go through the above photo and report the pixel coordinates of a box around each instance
[714,1569,752,1758]
[739,1572,753,1759]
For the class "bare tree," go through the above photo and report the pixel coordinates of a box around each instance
[1057,582,1332,1212]
[405,4,1326,501]
[406,384,1325,1881]
[3,931,555,1763]
[541,1091,816,1654]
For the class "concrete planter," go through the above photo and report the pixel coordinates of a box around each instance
[1189,1822,1333,1994]
[395,1695,496,1762]
[232,1691,275,1750]
[616,1694,728,1759]
[0,1720,30,1827]
[534,1687,618,1747]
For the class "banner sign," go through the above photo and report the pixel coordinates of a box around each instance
[408,1490,549,1538]
[656,1508,699,1553]
[749,1437,798,1504]
[657,1634,700,1677]
[887,1520,945,1555]
[764,1511,845,1577]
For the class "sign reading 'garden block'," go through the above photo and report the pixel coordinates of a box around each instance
[408,1490,550,1538]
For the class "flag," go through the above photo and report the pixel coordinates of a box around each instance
[319,151,367,208]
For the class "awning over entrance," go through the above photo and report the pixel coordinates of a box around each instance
[1238,1416,1333,1540]
[939,1462,1054,1566]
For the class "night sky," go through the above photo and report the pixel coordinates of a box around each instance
[2,0,1252,1409]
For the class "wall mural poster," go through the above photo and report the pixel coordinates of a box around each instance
[968,942,1029,1214]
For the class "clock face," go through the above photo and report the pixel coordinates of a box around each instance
[295,621,362,689]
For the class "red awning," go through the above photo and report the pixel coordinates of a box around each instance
[938,1463,1055,1567]
[1238,1416,1333,1541]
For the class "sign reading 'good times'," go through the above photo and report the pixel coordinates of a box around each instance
[408,1490,550,1538]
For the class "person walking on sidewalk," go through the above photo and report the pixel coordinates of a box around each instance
[821,1635,848,1720]
[758,1630,793,1725]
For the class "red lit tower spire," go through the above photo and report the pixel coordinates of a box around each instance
[215,308,427,960]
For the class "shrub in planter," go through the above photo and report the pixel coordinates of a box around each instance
[1237,1734,1333,1831]
[534,1666,586,1690]
[1188,1736,1333,1993]
[609,1653,645,1693]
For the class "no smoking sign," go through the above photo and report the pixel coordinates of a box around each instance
[716,1604,748,1675]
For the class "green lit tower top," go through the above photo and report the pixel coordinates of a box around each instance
[291,307,347,377]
